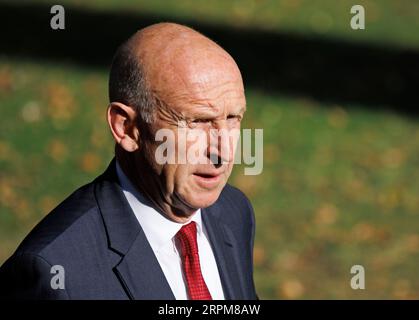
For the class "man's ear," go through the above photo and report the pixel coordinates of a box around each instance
[107,102,140,152]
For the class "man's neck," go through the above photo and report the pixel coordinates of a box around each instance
[115,151,197,223]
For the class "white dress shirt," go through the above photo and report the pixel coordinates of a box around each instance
[115,161,225,300]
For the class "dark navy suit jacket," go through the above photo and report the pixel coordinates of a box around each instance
[0,159,257,300]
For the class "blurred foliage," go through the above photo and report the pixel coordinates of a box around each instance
[1,0,419,299]
[1,57,418,299]
[30,0,419,49]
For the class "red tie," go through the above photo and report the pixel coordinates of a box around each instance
[175,222,212,300]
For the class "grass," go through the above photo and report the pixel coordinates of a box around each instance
[29,0,419,50]
[1,56,418,299]
[238,92,419,299]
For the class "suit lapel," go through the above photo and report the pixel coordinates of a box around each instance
[94,159,175,300]
[202,205,245,300]
[114,230,175,300]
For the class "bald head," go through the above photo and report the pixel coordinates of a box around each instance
[109,23,244,124]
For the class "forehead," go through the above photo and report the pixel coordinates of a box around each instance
[150,50,245,115]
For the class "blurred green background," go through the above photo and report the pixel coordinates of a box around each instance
[0,0,418,299]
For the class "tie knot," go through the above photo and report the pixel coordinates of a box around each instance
[176,221,198,256]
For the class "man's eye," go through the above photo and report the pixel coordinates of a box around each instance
[193,119,211,123]
[227,115,241,121]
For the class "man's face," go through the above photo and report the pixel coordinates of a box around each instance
[141,56,246,213]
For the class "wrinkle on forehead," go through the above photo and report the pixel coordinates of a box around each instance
[128,23,244,102]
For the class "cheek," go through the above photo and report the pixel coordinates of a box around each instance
[170,165,191,189]
[142,141,161,172]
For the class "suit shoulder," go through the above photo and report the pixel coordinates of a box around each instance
[0,251,70,299]
[221,183,248,199]
[217,183,255,223]
[14,179,100,256]
[220,183,253,209]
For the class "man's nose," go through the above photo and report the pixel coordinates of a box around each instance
[207,122,234,166]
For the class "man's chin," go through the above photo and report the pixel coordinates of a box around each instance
[186,190,222,210]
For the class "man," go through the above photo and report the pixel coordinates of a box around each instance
[0,23,257,300]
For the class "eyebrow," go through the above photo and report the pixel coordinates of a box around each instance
[191,104,246,116]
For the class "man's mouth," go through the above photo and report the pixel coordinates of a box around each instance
[194,173,217,178]
[192,171,223,188]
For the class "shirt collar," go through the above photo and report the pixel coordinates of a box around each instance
[115,160,203,253]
